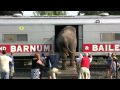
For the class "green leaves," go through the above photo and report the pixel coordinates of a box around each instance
[33,11,66,16]
[0,11,23,15]
[78,11,120,15]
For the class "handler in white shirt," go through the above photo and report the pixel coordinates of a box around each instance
[0,50,12,79]
[76,53,83,74]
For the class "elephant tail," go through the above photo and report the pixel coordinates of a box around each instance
[66,47,74,54]
[65,39,74,54]
[64,39,74,53]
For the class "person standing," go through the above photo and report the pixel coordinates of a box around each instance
[78,53,91,79]
[49,51,61,79]
[0,50,12,79]
[106,52,112,78]
[110,53,120,79]
[9,52,15,79]
[31,51,44,79]
[76,53,83,74]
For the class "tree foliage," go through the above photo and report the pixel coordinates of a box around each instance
[78,11,120,15]
[107,11,120,15]
[33,11,66,16]
[0,11,23,16]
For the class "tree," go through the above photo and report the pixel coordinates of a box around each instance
[0,11,23,16]
[107,11,120,15]
[33,11,66,16]
[78,11,106,15]
[78,11,120,15]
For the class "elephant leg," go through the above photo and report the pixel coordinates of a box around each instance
[61,60,67,70]
[69,53,76,68]
[69,54,77,73]
[70,60,75,66]
[61,53,67,70]
[69,53,74,66]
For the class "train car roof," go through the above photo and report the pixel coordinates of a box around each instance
[1,15,120,24]
[1,15,120,19]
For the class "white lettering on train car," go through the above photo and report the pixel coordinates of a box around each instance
[11,46,16,52]
[17,45,22,52]
[105,45,108,51]
[115,45,120,51]
[84,44,120,52]
[37,45,42,52]
[23,45,29,52]
[30,45,36,52]
[44,45,50,51]
[10,44,51,52]
[108,45,114,51]
[0,44,51,53]
[92,45,98,51]
[98,45,104,51]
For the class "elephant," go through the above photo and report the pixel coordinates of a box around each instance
[56,26,77,70]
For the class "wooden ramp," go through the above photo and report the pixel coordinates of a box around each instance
[57,63,78,79]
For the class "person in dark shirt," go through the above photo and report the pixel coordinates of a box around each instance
[9,52,15,79]
[46,51,61,79]
[31,51,44,79]
[106,52,112,78]
[44,52,51,79]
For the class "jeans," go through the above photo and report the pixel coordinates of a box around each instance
[1,72,9,79]
[9,66,15,77]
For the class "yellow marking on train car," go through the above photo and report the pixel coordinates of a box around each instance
[19,26,25,31]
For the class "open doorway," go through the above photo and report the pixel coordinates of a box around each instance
[55,25,79,52]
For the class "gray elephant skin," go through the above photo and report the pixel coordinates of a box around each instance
[56,26,77,70]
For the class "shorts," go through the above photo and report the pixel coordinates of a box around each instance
[78,67,90,79]
[31,69,40,79]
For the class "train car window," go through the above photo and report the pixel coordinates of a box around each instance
[101,33,114,42]
[115,33,120,40]
[3,34,28,42]
[3,34,17,42]
[101,33,120,42]
[17,34,28,41]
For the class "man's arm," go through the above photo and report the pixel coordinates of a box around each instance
[8,56,12,62]
[89,58,92,63]
[36,53,44,66]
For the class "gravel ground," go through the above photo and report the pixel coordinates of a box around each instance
[12,71,120,79]
[12,69,120,79]
[9,62,120,79]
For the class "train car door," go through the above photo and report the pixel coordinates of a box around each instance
[78,25,83,52]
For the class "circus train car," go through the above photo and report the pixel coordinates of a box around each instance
[0,15,120,57]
